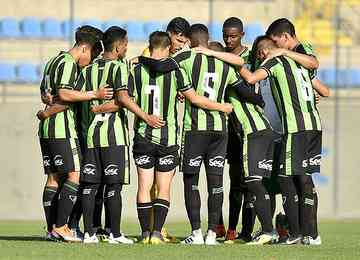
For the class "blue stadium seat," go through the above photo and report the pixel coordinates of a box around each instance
[17,64,39,83]
[21,17,42,38]
[144,21,164,35]
[209,22,223,41]
[349,68,360,87]
[244,23,264,44]
[0,63,16,82]
[62,20,82,39]
[102,20,126,31]
[127,21,146,41]
[43,18,63,39]
[319,68,336,86]
[0,18,21,38]
[83,19,103,30]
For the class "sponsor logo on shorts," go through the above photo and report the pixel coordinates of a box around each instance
[106,190,115,198]
[83,188,92,195]
[159,155,175,166]
[104,164,119,176]
[209,156,225,168]
[43,156,51,167]
[135,155,151,166]
[258,159,273,171]
[83,164,96,175]
[69,195,77,204]
[43,201,51,207]
[54,155,64,166]
[188,156,202,167]
[302,154,321,168]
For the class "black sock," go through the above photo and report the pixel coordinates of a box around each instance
[153,198,170,232]
[218,212,224,226]
[228,188,243,230]
[82,183,99,236]
[183,174,201,231]
[247,179,273,233]
[294,175,315,237]
[278,176,300,237]
[270,195,276,218]
[93,183,105,229]
[42,186,58,232]
[105,183,122,238]
[207,174,224,232]
[56,180,79,228]
[137,202,152,233]
[240,192,256,238]
[313,188,319,238]
[68,184,83,229]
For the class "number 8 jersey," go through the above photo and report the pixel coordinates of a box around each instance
[261,56,322,134]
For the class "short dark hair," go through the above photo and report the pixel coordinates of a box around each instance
[75,25,103,48]
[103,26,127,52]
[209,41,224,52]
[223,17,243,32]
[149,31,171,51]
[189,23,209,47]
[166,17,191,38]
[266,18,296,37]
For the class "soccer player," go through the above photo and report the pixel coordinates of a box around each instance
[219,17,256,242]
[116,31,232,244]
[204,36,323,244]
[265,18,330,245]
[39,26,113,242]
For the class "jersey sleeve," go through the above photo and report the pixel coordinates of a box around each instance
[113,62,128,91]
[126,71,136,98]
[56,60,78,90]
[260,58,280,77]
[175,68,192,92]
[227,67,243,88]
[73,68,87,91]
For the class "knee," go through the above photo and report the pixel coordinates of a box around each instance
[67,171,80,184]
[46,174,59,187]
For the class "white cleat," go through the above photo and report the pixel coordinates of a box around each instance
[83,232,99,244]
[108,233,134,244]
[181,229,204,245]
[205,230,219,245]
[247,233,273,245]
[302,235,322,245]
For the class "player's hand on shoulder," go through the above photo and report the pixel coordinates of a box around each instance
[194,46,214,56]
[145,114,166,128]
[267,48,286,60]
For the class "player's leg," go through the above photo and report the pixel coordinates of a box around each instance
[52,138,82,242]
[181,131,205,245]
[203,133,227,245]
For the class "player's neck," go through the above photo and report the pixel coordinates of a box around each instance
[102,52,118,60]
[232,45,246,56]
[288,37,300,51]
[150,49,168,60]
[68,47,80,63]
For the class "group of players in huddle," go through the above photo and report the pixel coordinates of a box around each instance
[37,16,330,246]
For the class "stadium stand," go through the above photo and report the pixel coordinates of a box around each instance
[144,21,165,36]
[21,17,42,38]
[102,19,126,31]
[244,23,264,44]
[17,63,39,83]
[0,63,16,82]
[209,22,223,41]
[62,19,82,39]
[42,18,63,39]
[0,17,21,38]
[126,21,146,41]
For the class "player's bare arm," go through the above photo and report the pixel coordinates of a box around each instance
[194,46,245,66]
[239,66,268,85]
[115,89,165,128]
[181,88,233,114]
[91,100,120,113]
[36,103,69,120]
[312,78,331,97]
[267,48,319,70]
[58,86,113,102]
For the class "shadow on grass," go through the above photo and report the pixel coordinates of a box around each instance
[0,236,45,242]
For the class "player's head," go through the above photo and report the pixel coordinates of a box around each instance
[103,26,128,59]
[74,25,103,67]
[209,41,225,52]
[149,31,171,58]
[223,17,244,52]
[166,17,191,54]
[189,23,209,48]
[266,18,296,49]
[254,35,277,61]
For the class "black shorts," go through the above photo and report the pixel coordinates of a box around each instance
[40,138,81,175]
[243,129,277,178]
[280,130,322,176]
[263,135,282,195]
[180,131,228,175]
[226,121,243,163]
[133,134,179,172]
[81,145,130,184]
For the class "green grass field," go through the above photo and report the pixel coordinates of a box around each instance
[0,220,359,260]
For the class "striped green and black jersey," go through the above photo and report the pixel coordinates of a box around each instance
[125,63,191,146]
[261,56,322,134]
[38,51,78,139]
[174,50,242,132]
[75,58,129,148]
[293,42,317,80]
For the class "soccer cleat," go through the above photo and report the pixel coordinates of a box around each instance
[139,231,151,244]
[83,232,99,244]
[215,224,226,238]
[224,229,238,244]
[71,227,84,240]
[53,224,82,243]
[161,227,176,243]
[181,229,204,245]
[108,233,134,244]
[205,230,219,245]
[302,235,322,246]
[246,232,273,245]
[96,227,110,242]
[282,235,302,245]
[150,231,165,245]
[238,233,253,243]
[45,231,60,241]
